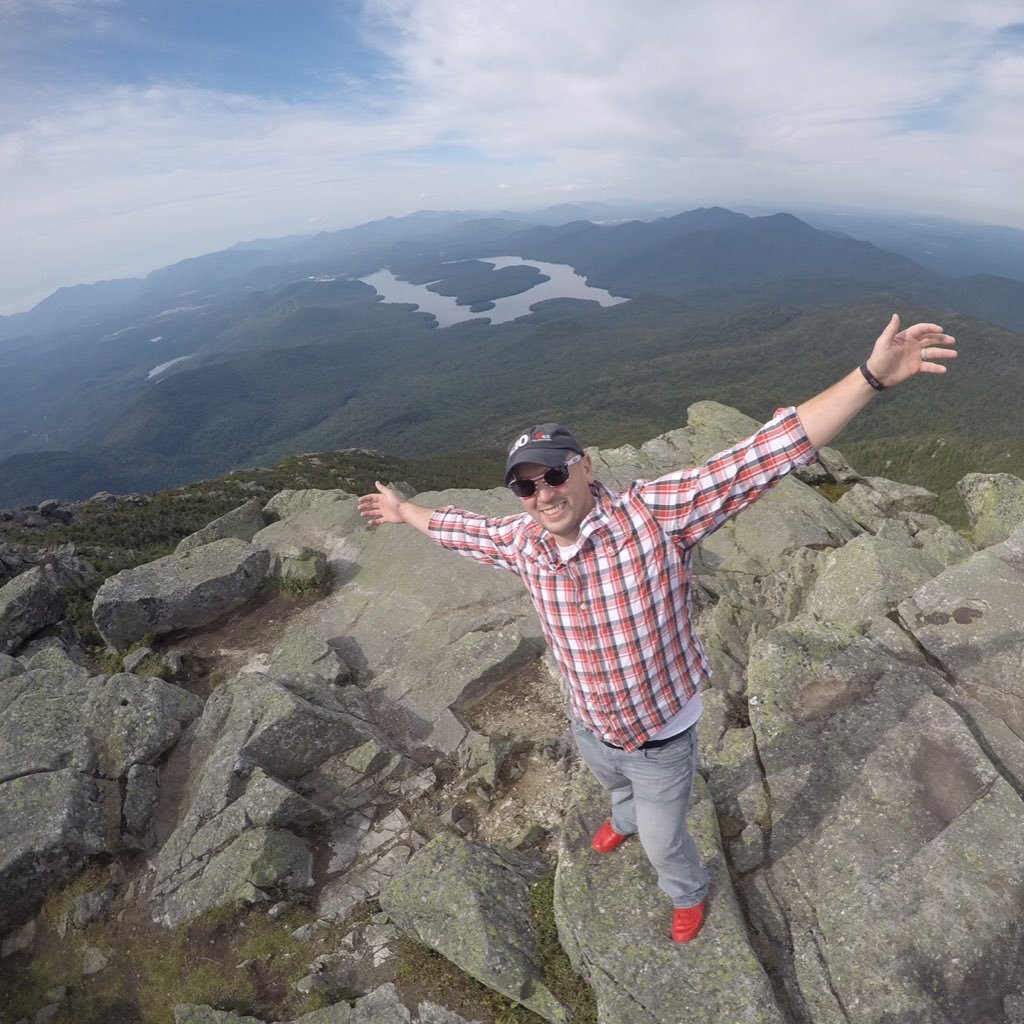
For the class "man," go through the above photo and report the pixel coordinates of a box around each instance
[357,314,956,943]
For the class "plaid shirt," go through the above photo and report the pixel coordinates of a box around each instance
[429,407,817,750]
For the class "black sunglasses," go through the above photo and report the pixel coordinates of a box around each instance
[508,453,583,498]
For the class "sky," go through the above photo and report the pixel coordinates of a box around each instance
[2,0,1023,316]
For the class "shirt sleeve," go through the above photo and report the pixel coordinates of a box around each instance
[636,406,817,546]
[428,506,527,575]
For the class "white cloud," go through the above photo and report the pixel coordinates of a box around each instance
[1,0,1023,314]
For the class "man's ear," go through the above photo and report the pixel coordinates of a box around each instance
[582,453,594,483]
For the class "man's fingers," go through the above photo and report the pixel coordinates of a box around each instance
[880,312,901,343]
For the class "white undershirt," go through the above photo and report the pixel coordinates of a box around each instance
[644,690,703,741]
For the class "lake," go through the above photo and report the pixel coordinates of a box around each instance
[361,257,628,328]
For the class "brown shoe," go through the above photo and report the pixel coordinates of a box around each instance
[592,820,632,853]
[671,899,707,943]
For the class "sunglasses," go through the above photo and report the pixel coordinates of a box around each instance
[508,453,583,498]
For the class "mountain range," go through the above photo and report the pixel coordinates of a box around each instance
[2,203,1023,508]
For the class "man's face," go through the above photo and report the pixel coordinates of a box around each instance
[514,454,595,546]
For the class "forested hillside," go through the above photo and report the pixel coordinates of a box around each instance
[2,206,1022,508]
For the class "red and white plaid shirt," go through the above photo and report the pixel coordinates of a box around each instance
[429,407,817,750]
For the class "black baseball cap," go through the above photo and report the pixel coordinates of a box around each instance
[504,423,584,485]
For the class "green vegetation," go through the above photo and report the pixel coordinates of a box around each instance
[4,275,1023,511]
[841,435,1024,531]
[4,208,1024,509]
[0,871,349,1024]
[395,935,547,1024]
[528,875,597,1023]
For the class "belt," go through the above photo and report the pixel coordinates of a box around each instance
[601,725,690,751]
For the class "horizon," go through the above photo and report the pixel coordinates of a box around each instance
[2,1,1022,316]
[4,197,1023,321]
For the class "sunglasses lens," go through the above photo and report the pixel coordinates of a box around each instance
[509,464,570,498]
[509,479,535,498]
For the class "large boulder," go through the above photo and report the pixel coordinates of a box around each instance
[744,617,1024,1023]
[0,659,201,935]
[0,564,65,655]
[381,831,566,1023]
[255,484,545,762]
[957,471,1024,546]
[897,520,1024,789]
[555,769,784,1024]
[149,671,405,927]
[175,497,267,555]
[802,532,942,628]
[92,537,270,651]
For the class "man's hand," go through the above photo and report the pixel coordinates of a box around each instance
[865,314,957,388]
[357,481,436,536]
[358,481,406,525]
[796,314,960,449]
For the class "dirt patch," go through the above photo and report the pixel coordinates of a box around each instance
[473,754,575,848]
[459,659,569,741]
[158,589,322,689]
[457,658,578,850]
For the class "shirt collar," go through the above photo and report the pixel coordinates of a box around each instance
[522,479,619,561]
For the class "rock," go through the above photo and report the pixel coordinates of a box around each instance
[1,917,35,959]
[123,763,161,841]
[701,471,857,576]
[261,488,353,524]
[81,945,110,975]
[175,498,267,555]
[0,565,65,655]
[72,886,115,929]
[0,769,113,935]
[151,672,383,926]
[268,545,330,590]
[836,475,939,533]
[707,726,769,866]
[746,617,1024,1022]
[85,672,204,778]
[0,651,25,681]
[10,405,1024,1024]
[556,769,783,1024]
[380,832,566,1023]
[0,664,201,933]
[121,646,153,673]
[92,537,270,651]
[957,471,1024,546]
[897,533,1024,791]
[263,620,351,684]
[802,532,941,628]
[793,442,863,485]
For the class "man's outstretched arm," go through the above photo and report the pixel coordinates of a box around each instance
[796,315,957,450]
[358,480,435,536]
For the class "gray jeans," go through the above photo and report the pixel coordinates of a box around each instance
[573,720,709,908]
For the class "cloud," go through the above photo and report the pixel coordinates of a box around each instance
[1,0,1023,314]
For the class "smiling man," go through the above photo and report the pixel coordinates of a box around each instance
[357,314,957,943]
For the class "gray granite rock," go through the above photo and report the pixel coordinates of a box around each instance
[93,538,270,651]
[556,770,783,1024]
[957,471,1024,546]
[380,832,565,1023]
[0,565,65,655]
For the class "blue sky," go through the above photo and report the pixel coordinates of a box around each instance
[2,0,1023,315]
